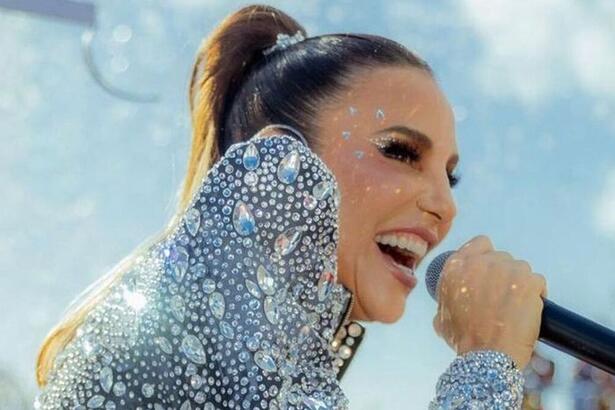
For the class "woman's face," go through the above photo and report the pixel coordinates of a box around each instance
[315,65,459,323]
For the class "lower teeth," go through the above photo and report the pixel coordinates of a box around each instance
[389,257,415,275]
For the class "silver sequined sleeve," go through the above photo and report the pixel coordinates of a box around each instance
[429,350,525,410]
[35,133,353,409]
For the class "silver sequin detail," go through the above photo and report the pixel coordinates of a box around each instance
[428,350,524,409]
[35,135,354,409]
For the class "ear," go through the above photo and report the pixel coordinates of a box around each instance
[253,124,308,147]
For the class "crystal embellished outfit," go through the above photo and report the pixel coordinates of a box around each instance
[35,132,524,409]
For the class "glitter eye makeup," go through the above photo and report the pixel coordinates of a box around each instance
[369,133,461,188]
[370,135,421,164]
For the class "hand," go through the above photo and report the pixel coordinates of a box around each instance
[432,235,547,370]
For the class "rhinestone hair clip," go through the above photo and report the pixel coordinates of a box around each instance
[263,31,306,56]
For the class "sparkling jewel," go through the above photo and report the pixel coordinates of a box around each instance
[254,350,277,372]
[219,321,234,339]
[317,267,335,301]
[99,367,112,393]
[274,226,305,256]
[141,383,154,398]
[277,150,301,184]
[232,200,256,236]
[242,143,260,170]
[256,265,276,295]
[202,278,216,294]
[312,181,333,200]
[112,381,126,396]
[184,208,201,236]
[181,334,207,364]
[246,335,260,351]
[304,397,328,410]
[167,244,189,282]
[245,279,261,298]
[264,296,280,324]
[154,336,173,354]
[303,194,317,210]
[244,171,258,186]
[86,395,105,408]
[208,291,225,319]
[190,374,203,389]
[170,295,185,322]
[192,263,208,278]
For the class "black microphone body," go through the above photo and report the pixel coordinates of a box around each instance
[540,299,615,374]
[427,251,615,375]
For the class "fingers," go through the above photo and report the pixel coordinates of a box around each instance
[456,235,494,258]
[531,272,548,299]
[437,236,495,296]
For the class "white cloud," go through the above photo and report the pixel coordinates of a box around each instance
[459,0,615,106]
[594,168,615,237]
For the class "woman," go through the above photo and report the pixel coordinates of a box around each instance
[34,4,547,409]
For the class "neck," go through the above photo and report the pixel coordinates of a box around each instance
[348,300,369,322]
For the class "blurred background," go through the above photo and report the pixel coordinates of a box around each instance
[1,0,615,408]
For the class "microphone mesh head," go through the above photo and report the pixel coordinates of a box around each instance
[425,250,456,301]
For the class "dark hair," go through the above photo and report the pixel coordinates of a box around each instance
[182,3,432,210]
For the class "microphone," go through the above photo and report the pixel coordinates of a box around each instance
[426,251,615,375]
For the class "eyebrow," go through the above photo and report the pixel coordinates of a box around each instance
[378,125,459,170]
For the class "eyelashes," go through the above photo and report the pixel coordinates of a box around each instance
[371,137,461,188]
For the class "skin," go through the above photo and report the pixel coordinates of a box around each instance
[258,65,547,368]
[314,65,459,323]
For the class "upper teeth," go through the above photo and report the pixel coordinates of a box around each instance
[375,233,428,260]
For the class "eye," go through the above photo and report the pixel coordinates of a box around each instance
[372,137,461,189]
[447,170,461,188]
[372,138,421,164]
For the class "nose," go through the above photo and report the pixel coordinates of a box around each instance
[417,173,457,224]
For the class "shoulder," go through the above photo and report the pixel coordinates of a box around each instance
[36,245,177,409]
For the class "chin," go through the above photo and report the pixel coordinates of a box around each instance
[370,295,406,323]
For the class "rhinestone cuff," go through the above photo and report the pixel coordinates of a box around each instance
[429,350,525,410]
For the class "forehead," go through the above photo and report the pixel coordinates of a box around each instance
[327,65,457,153]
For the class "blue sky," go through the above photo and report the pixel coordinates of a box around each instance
[1,0,614,408]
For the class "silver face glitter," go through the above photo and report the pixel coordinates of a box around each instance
[376,108,385,120]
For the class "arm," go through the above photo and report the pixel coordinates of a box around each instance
[429,350,525,410]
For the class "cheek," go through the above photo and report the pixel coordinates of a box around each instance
[336,154,409,206]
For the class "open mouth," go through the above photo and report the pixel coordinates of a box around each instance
[376,242,417,273]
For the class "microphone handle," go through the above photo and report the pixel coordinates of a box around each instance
[540,299,615,375]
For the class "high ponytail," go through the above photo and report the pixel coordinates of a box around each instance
[36,3,432,387]
[180,4,305,212]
